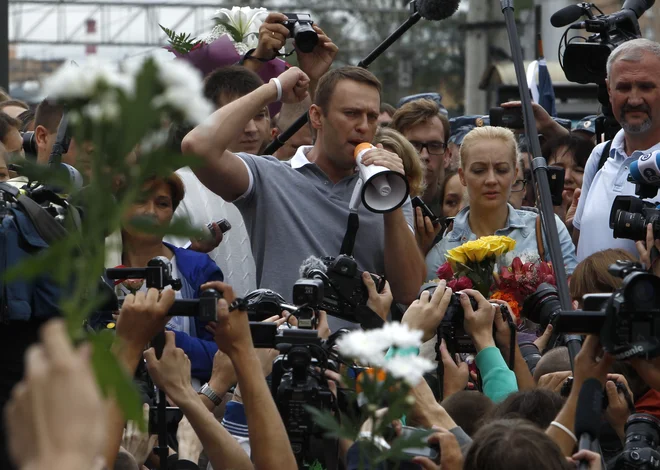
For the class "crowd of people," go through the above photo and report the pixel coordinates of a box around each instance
[2,9,660,470]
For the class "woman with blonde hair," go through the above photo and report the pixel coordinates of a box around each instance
[425,126,577,280]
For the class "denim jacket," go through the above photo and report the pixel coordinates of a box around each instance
[425,204,577,281]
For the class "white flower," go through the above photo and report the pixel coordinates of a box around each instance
[336,330,387,365]
[336,323,424,365]
[382,355,435,387]
[82,91,121,122]
[148,57,213,125]
[214,6,267,41]
[139,129,170,154]
[44,60,133,100]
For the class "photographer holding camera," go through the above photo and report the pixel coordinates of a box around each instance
[573,38,660,261]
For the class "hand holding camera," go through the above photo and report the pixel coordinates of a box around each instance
[412,427,464,470]
[604,374,634,441]
[402,280,452,342]
[144,331,193,405]
[253,12,290,61]
[292,22,338,81]
[363,272,393,322]
[635,223,660,277]
[202,282,254,358]
[460,289,497,351]
[115,288,176,353]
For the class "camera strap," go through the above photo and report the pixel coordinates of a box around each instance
[597,140,613,173]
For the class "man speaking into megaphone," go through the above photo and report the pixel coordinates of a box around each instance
[182,62,426,321]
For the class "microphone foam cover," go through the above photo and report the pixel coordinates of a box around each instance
[574,378,604,438]
[550,4,585,27]
[299,255,328,278]
[417,0,461,21]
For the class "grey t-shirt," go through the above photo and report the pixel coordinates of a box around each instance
[234,147,414,314]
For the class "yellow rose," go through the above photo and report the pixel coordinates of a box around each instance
[502,236,516,252]
[459,239,489,262]
[446,246,468,267]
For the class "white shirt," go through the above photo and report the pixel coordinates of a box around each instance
[574,129,660,261]
[165,167,257,297]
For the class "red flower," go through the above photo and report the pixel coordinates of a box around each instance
[450,276,473,291]
[511,257,523,272]
[436,262,454,281]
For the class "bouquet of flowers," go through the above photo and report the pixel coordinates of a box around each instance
[491,256,556,324]
[435,235,516,298]
[160,6,288,116]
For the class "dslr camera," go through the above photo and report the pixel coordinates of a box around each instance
[294,254,385,325]
[613,414,660,470]
[418,282,513,357]
[525,261,660,359]
[610,151,660,242]
[282,13,318,53]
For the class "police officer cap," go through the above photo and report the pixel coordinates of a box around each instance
[449,126,474,146]
[449,115,490,134]
[573,115,598,134]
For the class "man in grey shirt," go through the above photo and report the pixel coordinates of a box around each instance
[182,65,426,321]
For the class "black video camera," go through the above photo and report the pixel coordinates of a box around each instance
[528,261,660,359]
[282,13,318,53]
[244,288,298,322]
[295,254,386,325]
[613,414,660,470]
[250,322,350,467]
[553,1,652,85]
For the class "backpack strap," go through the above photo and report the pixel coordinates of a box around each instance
[15,194,69,245]
[536,215,545,261]
[597,140,613,172]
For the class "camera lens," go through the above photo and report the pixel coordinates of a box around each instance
[522,283,561,328]
[293,22,318,53]
[613,210,647,241]
[625,414,660,448]
[626,275,660,311]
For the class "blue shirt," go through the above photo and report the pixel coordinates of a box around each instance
[425,204,577,280]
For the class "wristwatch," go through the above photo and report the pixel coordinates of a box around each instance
[199,383,222,407]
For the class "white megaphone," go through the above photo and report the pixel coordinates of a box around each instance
[354,143,409,213]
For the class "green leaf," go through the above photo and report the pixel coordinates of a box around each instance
[213,19,244,44]
[159,24,202,54]
[126,216,203,240]
[90,332,145,430]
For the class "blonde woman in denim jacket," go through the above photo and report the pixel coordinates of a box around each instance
[425,126,578,281]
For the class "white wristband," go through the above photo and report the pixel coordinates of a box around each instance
[270,77,282,102]
[550,421,577,443]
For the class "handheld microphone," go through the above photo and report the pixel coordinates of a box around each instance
[575,378,604,470]
[416,0,461,21]
[629,150,660,187]
[551,3,589,28]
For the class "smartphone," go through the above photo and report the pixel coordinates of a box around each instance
[546,166,565,206]
[208,219,231,234]
[490,107,524,129]
[411,196,440,226]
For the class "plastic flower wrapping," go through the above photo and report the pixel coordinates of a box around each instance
[161,6,288,116]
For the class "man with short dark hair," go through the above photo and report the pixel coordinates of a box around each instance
[33,99,80,168]
[183,64,425,321]
[390,99,451,255]
[203,65,271,155]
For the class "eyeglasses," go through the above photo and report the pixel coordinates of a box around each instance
[511,179,527,192]
[410,141,447,156]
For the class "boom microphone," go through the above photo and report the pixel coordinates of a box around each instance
[575,378,604,470]
[551,3,588,28]
[416,0,461,21]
